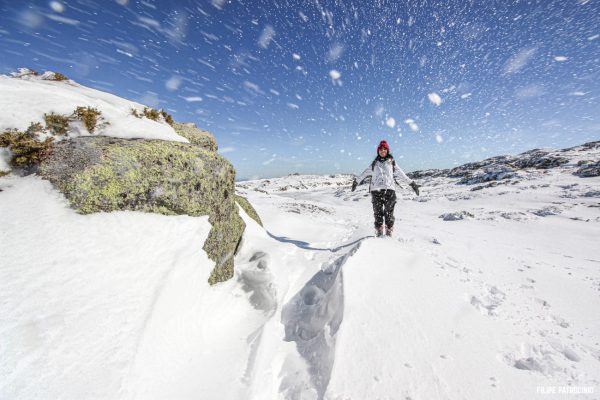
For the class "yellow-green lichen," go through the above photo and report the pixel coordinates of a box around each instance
[173,122,218,151]
[235,195,263,226]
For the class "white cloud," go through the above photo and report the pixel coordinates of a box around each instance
[386,117,396,128]
[292,53,301,60]
[553,56,568,62]
[219,146,235,154]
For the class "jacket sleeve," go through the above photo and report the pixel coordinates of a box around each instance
[393,164,412,184]
[355,166,373,185]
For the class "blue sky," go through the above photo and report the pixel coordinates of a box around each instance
[0,0,598,179]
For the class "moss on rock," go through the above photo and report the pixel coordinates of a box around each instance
[235,194,263,226]
[39,136,244,284]
[173,122,218,152]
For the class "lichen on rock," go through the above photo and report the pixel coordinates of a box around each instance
[235,194,263,226]
[39,136,244,284]
[172,122,218,152]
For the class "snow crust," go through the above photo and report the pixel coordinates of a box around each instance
[0,73,187,142]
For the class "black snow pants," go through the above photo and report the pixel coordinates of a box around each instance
[371,189,397,229]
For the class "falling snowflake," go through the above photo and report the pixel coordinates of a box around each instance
[428,93,442,106]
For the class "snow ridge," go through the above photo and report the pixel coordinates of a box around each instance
[281,243,360,399]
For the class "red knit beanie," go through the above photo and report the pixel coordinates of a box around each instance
[377,140,390,152]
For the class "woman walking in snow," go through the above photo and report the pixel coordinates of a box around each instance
[352,140,420,237]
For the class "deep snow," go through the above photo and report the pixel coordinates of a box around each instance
[1,142,600,399]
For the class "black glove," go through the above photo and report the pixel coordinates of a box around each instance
[351,179,358,192]
[409,181,420,196]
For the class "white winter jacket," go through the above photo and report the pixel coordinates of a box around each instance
[356,156,413,192]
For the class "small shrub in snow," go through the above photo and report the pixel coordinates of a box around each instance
[44,112,70,135]
[26,122,45,136]
[160,109,174,126]
[0,129,54,168]
[143,107,161,121]
[47,72,68,81]
[131,107,174,126]
[130,108,141,118]
[73,106,103,133]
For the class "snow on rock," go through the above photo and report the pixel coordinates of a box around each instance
[439,210,475,220]
[575,160,600,177]
[0,71,187,142]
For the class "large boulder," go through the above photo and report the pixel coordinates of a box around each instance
[39,136,243,284]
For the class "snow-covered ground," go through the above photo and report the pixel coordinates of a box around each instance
[0,70,186,142]
[1,142,599,399]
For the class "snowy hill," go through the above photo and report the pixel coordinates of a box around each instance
[0,68,185,143]
[1,141,600,399]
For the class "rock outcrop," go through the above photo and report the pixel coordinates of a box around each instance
[38,129,256,285]
[407,144,589,187]
[575,160,600,178]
